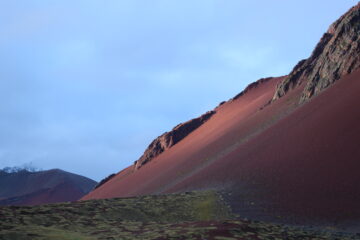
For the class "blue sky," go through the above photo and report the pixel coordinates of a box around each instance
[0,0,357,181]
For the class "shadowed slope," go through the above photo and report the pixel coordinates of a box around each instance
[0,169,97,206]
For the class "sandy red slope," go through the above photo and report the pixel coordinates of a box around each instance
[83,75,295,199]
[84,70,360,227]
[82,3,360,229]
[166,70,360,226]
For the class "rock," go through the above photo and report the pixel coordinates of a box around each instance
[94,173,116,190]
[134,110,216,169]
[273,3,360,103]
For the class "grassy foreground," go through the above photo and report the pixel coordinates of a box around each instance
[0,191,358,240]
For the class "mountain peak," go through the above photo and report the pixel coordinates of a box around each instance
[273,2,360,103]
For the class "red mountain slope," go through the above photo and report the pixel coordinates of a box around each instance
[83,2,360,229]
[83,75,298,199]
[166,69,360,226]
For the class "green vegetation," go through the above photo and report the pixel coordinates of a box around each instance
[0,191,357,239]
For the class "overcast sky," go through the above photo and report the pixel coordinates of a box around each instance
[0,0,357,181]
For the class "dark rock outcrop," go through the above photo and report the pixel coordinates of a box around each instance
[94,173,116,189]
[273,3,360,102]
[134,111,216,169]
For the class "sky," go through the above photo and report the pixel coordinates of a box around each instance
[0,0,357,181]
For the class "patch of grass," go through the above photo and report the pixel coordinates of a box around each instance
[193,191,218,221]
[0,191,358,239]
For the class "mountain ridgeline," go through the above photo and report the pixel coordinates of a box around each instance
[84,2,360,231]
[134,110,216,170]
[113,2,360,174]
[0,169,97,206]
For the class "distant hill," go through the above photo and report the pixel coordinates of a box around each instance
[0,168,97,206]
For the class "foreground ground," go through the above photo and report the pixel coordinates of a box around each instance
[0,191,358,240]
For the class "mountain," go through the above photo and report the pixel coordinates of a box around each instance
[83,3,360,229]
[0,168,97,206]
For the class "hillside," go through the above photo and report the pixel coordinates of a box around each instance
[83,2,360,230]
[0,169,97,206]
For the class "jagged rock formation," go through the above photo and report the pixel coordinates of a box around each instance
[273,3,360,102]
[134,111,216,169]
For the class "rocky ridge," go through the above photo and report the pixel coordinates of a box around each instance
[133,77,276,170]
[273,2,360,102]
[134,110,216,169]
[110,3,360,175]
